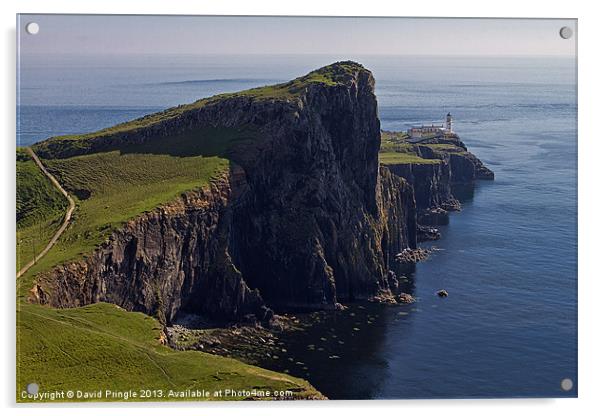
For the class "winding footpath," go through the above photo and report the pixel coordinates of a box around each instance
[16,148,75,279]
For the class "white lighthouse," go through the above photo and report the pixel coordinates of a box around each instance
[407,113,456,140]
[445,112,453,132]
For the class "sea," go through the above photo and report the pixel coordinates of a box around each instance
[17,53,577,399]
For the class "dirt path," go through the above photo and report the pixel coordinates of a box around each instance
[16,148,76,278]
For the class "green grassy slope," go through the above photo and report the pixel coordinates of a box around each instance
[17,127,261,297]
[379,152,441,165]
[17,303,322,402]
[18,153,226,292]
[16,149,69,271]
[379,131,441,165]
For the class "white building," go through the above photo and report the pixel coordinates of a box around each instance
[407,113,454,139]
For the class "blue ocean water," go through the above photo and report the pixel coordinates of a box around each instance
[17,54,577,399]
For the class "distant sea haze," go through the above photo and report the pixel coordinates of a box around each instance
[155,78,283,85]
[17,54,577,398]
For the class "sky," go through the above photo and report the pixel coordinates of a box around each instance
[17,15,576,57]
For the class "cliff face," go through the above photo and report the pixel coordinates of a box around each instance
[384,139,493,230]
[31,62,418,323]
[386,162,457,212]
[414,140,494,183]
[32,174,270,324]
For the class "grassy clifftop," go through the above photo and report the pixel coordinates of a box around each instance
[17,302,322,402]
[32,61,367,160]
[379,131,440,165]
[379,152,441,165]
[228,60,366,98]
[378,130,466,166]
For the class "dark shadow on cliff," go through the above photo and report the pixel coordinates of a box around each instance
[451,183,476,202]
[452,179,495,204]
[115,126,260,159]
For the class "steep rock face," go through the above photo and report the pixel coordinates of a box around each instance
[386,162,458,212]
[414,140,494,184]
[32,174,270,324]
[31,62,418,321]
[224,72,413,309]
[449,151,495,181]
[383,138,493,231]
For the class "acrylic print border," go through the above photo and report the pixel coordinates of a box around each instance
[15,13,577,403]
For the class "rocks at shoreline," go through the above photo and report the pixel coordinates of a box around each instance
[396,293,416,304]
[166,312,309,365]
[368,291,415,305]
[417,225,441,242]
[395,248,430,264]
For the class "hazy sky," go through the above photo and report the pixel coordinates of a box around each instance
[18,15,576,56]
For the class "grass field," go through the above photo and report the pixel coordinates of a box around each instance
[16,150,68,272]
[421,143,465,152]
[379,130,416,155]
[379,152,441,165]
[17,303,322,402]
[379,141,415,154]
[379,130,444,165]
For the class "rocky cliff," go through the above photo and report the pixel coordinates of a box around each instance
[31,62,420,324]
[32,173,271,324]
[383,136,493,231]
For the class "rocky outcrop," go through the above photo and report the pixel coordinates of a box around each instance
[386,161,460,218]
[384,137,493,233]
[31,62,419,323]
[414,140,494,183]
[450,151,495,181]
[385,159,458,228]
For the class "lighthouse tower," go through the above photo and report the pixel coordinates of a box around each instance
[445,112,453,132]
